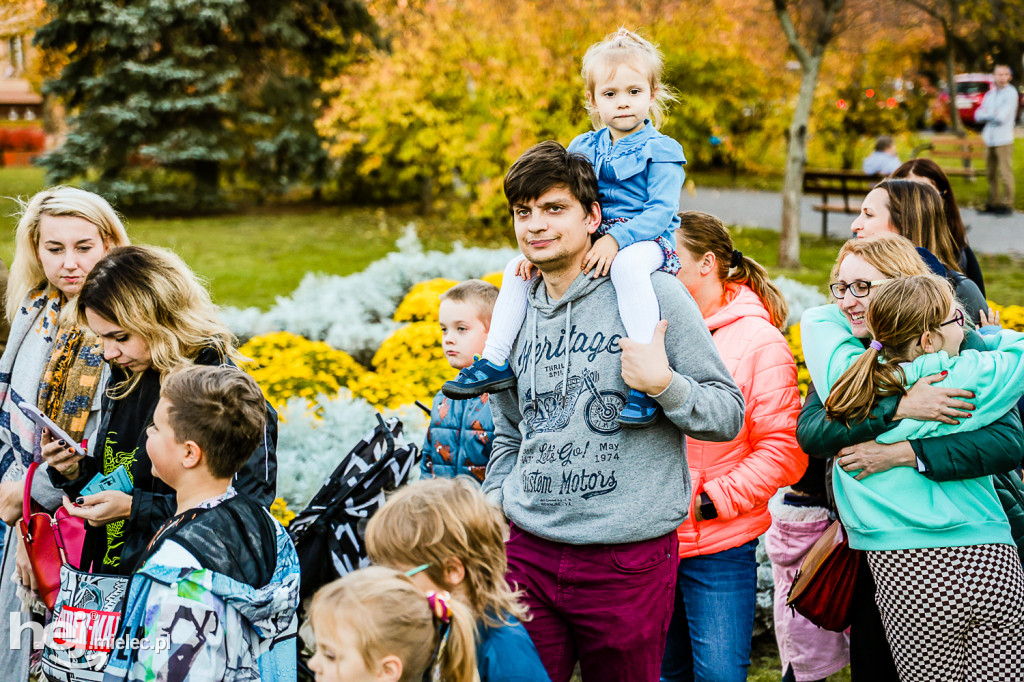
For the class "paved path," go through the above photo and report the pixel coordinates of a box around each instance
[681,187,1022,256]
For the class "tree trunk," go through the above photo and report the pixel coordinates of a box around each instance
[945,38,964,136]
[779,54,822,269]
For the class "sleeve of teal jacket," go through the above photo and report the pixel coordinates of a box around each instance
[796,382,898,458]
[912,406,1024,481]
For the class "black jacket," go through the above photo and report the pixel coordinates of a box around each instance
[51,347,278,575]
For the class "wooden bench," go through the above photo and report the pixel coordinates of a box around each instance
[911,135,986,179]
[803,169,882,237]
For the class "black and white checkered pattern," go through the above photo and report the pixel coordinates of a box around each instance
[867,543,1024,682]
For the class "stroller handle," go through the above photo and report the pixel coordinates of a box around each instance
[375,412,395,458]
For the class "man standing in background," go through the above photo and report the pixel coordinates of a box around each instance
[976,64,1018,216]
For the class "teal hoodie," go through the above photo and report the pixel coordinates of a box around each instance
[800,304,1024,552]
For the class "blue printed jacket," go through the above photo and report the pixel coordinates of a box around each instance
[568,121,686,249]
[421,389,493,482]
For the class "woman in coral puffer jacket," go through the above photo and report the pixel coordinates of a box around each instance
[660,212,808,682]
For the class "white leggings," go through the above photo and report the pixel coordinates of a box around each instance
[482,241,664,364]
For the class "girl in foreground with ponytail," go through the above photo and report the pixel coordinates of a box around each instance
[813,274,1024,681]
[662,212,807,681]
[308,566,478,682]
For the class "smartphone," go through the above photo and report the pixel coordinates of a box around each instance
[17,403,86,456]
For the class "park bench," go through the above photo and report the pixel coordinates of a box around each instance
[803,169,881,237]
[911,135,986,179]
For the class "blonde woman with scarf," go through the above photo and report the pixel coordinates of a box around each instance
[0,187,129,680]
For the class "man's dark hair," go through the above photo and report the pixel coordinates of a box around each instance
[875,135,894,152]
[503,140,599,217]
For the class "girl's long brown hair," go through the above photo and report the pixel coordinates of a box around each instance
[890,158,966,257]
[825,274,956,425]
[874,179,961,273]
[676,211,788,330]
[366,477,528,627]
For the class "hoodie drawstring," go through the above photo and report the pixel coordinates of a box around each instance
[529,304,538,410]
[561,301,572,406]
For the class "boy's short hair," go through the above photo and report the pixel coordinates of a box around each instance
[160,365,266,480]
[503,140,599,218]
[440,279,499,325]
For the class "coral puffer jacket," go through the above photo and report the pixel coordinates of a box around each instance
[676,283,807,558]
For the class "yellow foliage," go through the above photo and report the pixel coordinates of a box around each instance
[240,331,366,412]
[349,321,452,409]
[394,278,458,322]
[989,302,1024,332]
[481,270,504,289]
[270,497,296,527]
[784,324,810,400]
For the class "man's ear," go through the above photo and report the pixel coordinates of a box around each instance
[182,441,203,470]
[585,202,602,234]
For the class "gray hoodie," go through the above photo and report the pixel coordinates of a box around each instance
[483,271,744,544]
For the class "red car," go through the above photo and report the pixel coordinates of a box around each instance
[954,73,1024,127]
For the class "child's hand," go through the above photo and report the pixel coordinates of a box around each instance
[979,307,1001,328]
[582,234,619,278]
[515,258,537,281]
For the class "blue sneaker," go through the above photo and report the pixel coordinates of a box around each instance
[617,389,660,428]
[442,357,516,399]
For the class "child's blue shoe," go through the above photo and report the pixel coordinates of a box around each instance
[617,389,661,428]
[442,357,516,399]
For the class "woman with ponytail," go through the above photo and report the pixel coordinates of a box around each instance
[308,566,478,682]
[812,275,1024,680]
[660,212,807,682]
[797,234,1024,682]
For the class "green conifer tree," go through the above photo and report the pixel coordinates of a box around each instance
[35,0,378,209]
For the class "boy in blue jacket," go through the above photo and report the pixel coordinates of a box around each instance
[422,279,497,482]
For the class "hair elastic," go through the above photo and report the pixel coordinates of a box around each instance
[425,590,452,625]
[730,250,743,268]
[869,340,883,351]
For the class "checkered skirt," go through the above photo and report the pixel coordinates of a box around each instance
[867,543,1024,681]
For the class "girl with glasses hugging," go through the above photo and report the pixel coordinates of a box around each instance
[797,234,1024,682]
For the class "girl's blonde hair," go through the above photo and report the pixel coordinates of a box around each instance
[676,212,788,330]
[825,274,957,425]
[581,28,677,129]
[6,186,130,322]
[76,245,239,397]
[874,179,961,274]
[829,234,931,287]
[366,477,528,627]
[310,566,477,682]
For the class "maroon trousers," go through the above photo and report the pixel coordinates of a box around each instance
[506,524,679,682]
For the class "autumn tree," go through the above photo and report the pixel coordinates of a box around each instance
[320,0,769,226]
[34,0,378,210]
[771,0,844,268]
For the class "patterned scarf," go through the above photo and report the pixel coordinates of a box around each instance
[36,324,105,443]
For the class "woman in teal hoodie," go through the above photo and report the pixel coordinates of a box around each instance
[803,273,1024,682]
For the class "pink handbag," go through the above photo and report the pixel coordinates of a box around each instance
[17,462,87,609]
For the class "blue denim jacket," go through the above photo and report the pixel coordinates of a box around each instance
[568,121,686,249]
[421,389,493,482]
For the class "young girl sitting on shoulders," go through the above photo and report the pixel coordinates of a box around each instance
[367,477,551,682]
[444,28,685,429]
[308,566,477,682]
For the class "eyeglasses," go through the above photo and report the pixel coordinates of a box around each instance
[829,279,891,299]
[940,309,965,328]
